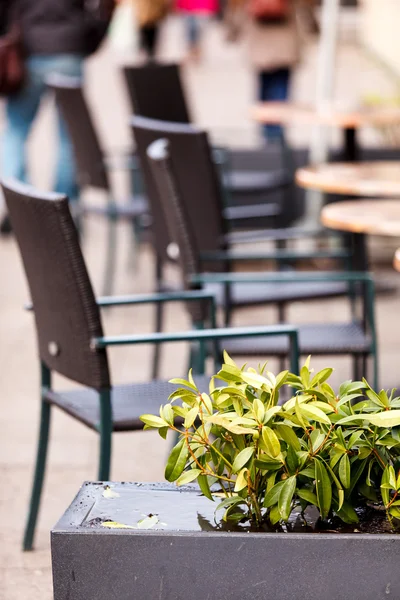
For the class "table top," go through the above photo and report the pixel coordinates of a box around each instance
[394,249,400,272]
[321,199,400,237]
[252,102,400,128]
[296,161,400,197]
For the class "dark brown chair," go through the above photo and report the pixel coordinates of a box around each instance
[46,74,149,296]
[2,178,299,550]
[132,116,357,378]
[123,62,299,228]
[132,117,354,311]
[146,137,378,387]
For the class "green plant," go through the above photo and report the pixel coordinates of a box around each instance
[140,355,400,530]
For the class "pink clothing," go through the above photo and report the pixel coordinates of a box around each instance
[176,0,218,14]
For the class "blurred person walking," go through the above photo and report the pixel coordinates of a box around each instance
[0,0,115,235]
[176,0,219,63]
[226,0,303,141]
[134,0,169,61]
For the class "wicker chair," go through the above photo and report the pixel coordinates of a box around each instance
[123,62,300,229]
[132,116,361,374]
[146,138,378,388]
[46,75,149,296]
[1,178,299,551]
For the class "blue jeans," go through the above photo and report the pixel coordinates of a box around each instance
[258,68,291,142]
[184,14,207,48]
[2,54,84,200]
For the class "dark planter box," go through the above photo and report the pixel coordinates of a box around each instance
[52,482,399,600]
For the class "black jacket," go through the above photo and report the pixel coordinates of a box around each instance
[5,0,114,56]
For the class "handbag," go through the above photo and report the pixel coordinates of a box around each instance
[247,0,290,22]
[0,24,24,96]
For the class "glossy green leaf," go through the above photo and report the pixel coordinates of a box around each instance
[336,414,371,425]
[278,476,296,521]
[223,350,237,366]
[253,399,265,423]
[206,415,255,435]
[198,475,214,501]
[310,368,334,387]
[232,447,254,473]
[254,455,283,471]
[336,502,359,524]
[298,466,315,479]
[215,495,244,514]
[297,488,318,506]
[165,439,189,482]
[184,406,199,429]
[140,414,168,429]
[161,403,174,426]
[286,446,299,474]
[275,424,301,451]
[381,466,391,508]
[315,460,332,519]
[269,504,281,525]
[299,403,331,425]
[263,406,281,425]
[310,429,325,454]
[234,468,248,492]
[338,454,351,489]
[261,426,281,458]
[176,469,202,486]
[169,378,198,391]
[368,411,400,428]
[264,480,286,508]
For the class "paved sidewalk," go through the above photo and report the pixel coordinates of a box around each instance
[1,13,400,599]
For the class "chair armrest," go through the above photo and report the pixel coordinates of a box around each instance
[25,290,216,312]
[96,290,216,308]
[190,271,374,285]
[224,204,281,221]
[200,249,350,262]
[91,324,300,374]
[224,226,343,244]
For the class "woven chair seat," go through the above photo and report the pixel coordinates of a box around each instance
[205,281,352,308]
[223,322,371,357]
[223,170,290,194]
[44,376,211,432]
[224,203,281,221]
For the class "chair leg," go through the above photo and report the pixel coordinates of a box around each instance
[152,258,164,380]
[23,401,51,551]
[98,389,113,481]
[372,350,379,390]
[102,211,118,297]
[352,355,362,381]
[152,301,164,380]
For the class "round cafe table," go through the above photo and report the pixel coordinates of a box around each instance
[321,200,400,236]
[394,248,400,273]
[296,162,400,198]
[295,162,400,271]
[320,199,400,270]
[252,102,400,161]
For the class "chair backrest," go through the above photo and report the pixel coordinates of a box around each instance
[146,139,207,323]
[2,179,111,390]
[131,116,227,269]
[123,63,191,124]
[47,75,110,191]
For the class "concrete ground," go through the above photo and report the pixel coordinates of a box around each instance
[1,10,400,599]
